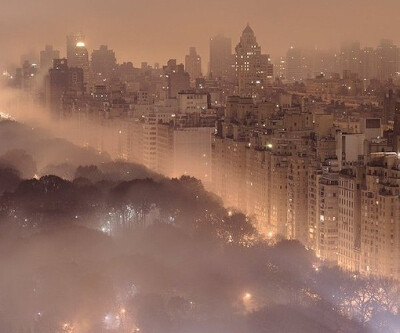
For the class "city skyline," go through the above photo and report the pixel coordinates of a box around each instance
[2,0,400,68]
[1,1,400,332]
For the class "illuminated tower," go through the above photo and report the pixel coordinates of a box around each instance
[66,32,85,61]
[234,25,273,97]
[66,33,89,85]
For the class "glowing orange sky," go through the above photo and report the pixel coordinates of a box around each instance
[1,0,400,69]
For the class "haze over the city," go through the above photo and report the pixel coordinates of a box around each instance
[2,0,400,68]
[1,0,400,332]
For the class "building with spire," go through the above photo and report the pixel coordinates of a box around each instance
[234,24,273,97]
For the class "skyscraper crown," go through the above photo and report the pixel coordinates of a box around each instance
[243,24,254,35]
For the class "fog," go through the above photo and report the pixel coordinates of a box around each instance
[1,0,400,68]
[0,103,399,332]
[0,3,400,325]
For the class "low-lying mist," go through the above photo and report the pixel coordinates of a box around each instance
[0,97,399,332]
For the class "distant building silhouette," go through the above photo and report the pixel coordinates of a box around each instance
[185,47,202,82]
[209,35,232,79]
[40,45,60,72]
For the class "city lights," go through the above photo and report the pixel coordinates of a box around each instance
[0,3,399,333]
[243,292,252,300]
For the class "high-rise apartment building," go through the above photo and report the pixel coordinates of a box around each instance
[245,148,271,234]
[337,167,364,273]
[308,165,322,250]
[360,153,400,279]
[269,154,289,237]
[316,173,339,262]
[212,136,247,211]
[157,126,213,184]
[287,154,310,243]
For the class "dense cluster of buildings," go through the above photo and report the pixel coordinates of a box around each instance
[213,94,400,279]
[280,39,400,83]
[4,25,400,280]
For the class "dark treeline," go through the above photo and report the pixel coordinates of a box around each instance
[0,120,399,332]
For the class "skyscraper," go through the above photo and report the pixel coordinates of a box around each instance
[360,47,378,80]
[286,46,303,82]
[46,58,84,112]
[21,60,38,92]
[234,25,273,97]
[91,45,117,79]
[275,56,286,79]
[40,45,60,72]
[185,47,202,81]
[46,58,68,111]
[209,35,232,79]
[66,32,85,61]
[339,41,361,76]
[377,39,399,81]
[66,33,89,85]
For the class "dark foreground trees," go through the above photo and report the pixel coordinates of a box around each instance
[0,167,398,333]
